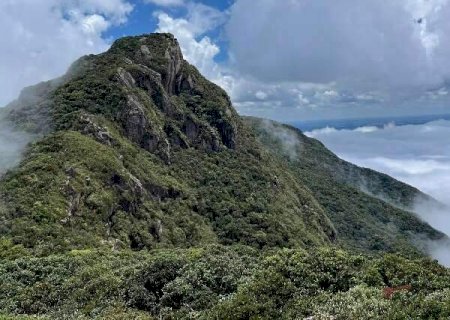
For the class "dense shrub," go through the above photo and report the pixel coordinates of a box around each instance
[1,246,447,319]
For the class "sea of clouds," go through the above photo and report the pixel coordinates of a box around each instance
[307,119,450,265]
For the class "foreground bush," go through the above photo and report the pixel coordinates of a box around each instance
[0,245,448,319]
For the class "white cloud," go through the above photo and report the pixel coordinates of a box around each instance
[156,12,220,76]
[77,13,111,36]
[323,90,339,98]
[227,0,447,88]
[297,92,310,106]
[255,91,268,100]
[66,0,133,23]
[260,119,302,160]
[228,76,390,121]
[145,0,185,7]
[145,1,450,121]
[185,2,227,33]
[223,0,450,119]
[364,157,450,175]
[154,4,229,88]
[307,126,338,135]
[0,0,133,107]
[354,126,378,133]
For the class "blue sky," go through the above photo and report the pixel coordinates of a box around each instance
[103,0,231,62]
[2,0,450,121]
[105,1,230,41]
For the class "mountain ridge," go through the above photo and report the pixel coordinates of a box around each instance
[0,32,449,320]
[0,33,338,255]
[244,116,446,252]
[0,33,444,255]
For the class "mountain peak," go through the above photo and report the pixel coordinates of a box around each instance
[1,32,443,258]
[9,33,240,159]
[101,33,239,161]
[0,33,340,254]
[109,33,185,96]
[8,33,238,163]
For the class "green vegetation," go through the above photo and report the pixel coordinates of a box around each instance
[0,246,449,319]
[0,33,335,255]
[245,117,445,254]
[0,33,448,319]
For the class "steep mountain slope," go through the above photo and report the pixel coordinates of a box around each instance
[245,117,445,253]
[0,33,336,255]
[0,33,449,320]
[0,33,444,256]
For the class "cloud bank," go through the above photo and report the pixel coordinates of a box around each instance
[222,0,450,120]
[228,0,432,87]
[307,119,450,265]
[307,120,450,203]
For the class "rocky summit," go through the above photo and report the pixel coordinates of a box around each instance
[0,34,449,319]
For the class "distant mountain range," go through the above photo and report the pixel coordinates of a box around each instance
[291,113,450,132]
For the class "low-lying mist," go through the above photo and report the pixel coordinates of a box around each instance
[414,198,450,266]
[260,119,302,160]
[0,116,32,176]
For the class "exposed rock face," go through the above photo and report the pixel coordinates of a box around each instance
[177,73,195,93]
[183,116,200,141]
[77,113,114,146]
[117,67,136,89]
[215,117,237,149]
[163,40,184,95]
[109,33,238,162]
[14,33,239,165]
[122,95,149,145]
